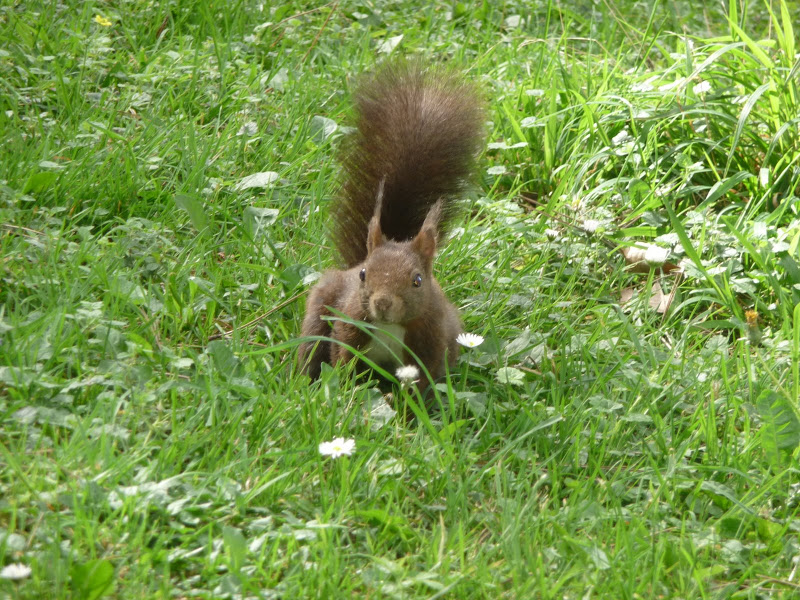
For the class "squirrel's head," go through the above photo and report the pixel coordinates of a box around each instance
[358,201,441,324]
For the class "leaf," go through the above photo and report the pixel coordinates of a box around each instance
[235,171,279,191]
[222,526,247,573]
[728,21,774,69]
[620,282,674,314]
[377,34,403,54]
[780,0,795,62]
[243,206,279,238]
[543,83,558,171]
[310,115,338,142]
[458,391,487,417]
[725,86,770,176]
[366,394,397,430]
[279,263,314,291]
[660,196,730,308]
[208,340,241,378]
[496,366,525,386]
[267,68,288,92]
[70,559,114,600]
[22,171,58,194]
[587,546,610,570]
[174,194,208,232]
[700,480,739,509]
[702,171,755,207]
[756,390,800,466]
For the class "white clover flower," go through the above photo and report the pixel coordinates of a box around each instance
[318,437,355,459]
[581,219,601,233]
[694,80,712,95]
[611,129,632,146]
[654,185,671,198]
[544,228,560,239]
[395,365,419,384]
[0,563,32,580]
[456,333,484,348]
[644,245,671,266]
[237,121,258,136]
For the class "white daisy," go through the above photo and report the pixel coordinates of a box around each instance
[395,365,419,384]
[0,563,32,580]
[318,437,356,459]
[456,333,484,348]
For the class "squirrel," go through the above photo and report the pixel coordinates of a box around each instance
[298,59,485,386]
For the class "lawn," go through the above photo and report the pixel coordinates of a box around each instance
[2,0,800,598]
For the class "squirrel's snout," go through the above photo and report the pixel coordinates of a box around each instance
[370,294,399,321]
[373,295,392,312]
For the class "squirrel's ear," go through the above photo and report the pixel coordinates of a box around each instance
[367,214,385,254]
[366,178,387,255]
[411,200,442,263]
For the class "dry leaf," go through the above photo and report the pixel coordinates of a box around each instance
[620,282,674,314]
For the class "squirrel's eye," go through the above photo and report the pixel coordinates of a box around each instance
[359,268,366,282]
[412,273,423,287]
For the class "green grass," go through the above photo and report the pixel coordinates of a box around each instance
[2,0,800,597]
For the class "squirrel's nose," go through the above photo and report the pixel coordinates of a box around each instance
[373,296,392,313]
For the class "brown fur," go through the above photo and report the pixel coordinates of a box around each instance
[298,59,484,387]
[333,59,485,268]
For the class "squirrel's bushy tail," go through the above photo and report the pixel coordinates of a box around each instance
[332,59,486,268]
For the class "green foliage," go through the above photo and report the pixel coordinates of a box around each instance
[2,0,800,598]
[69,560,115,600]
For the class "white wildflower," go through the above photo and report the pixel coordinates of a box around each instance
[654,185,671,198]
[237,121,258,136]
[644,245,671,266]
[1,563,32,580]
[582,219,601,233]
[318,437,355,459]
[395,365,419,384]
[611,129,632,146]
[544,228,560,239]
[694,80,712,95]
[456,333,484,348]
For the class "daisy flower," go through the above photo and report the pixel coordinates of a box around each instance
[318,437,355,459]
[456,333,484,348]
[0,563,32,580]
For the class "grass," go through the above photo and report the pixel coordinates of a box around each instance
[2,0,800,597]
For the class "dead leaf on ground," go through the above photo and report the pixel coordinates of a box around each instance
[620,281,674,314]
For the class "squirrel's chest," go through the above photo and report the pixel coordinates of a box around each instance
[364,323,407,368]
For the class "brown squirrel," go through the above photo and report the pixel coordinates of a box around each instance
[298,60,485,385]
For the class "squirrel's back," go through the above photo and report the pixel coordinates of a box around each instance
[333,59,486,267]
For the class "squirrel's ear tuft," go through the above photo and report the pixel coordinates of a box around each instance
[366,178,387,255]
[367,214,384,254]
[412,201,442,263]
[421,199,443,232]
